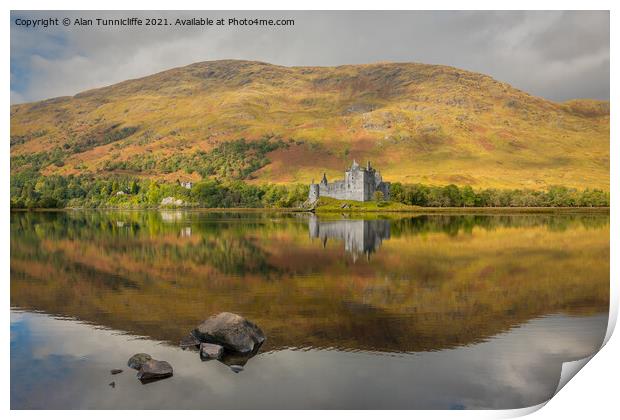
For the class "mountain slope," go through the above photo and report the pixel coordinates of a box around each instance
[10,60,610,189]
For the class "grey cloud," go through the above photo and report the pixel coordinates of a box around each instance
[10,11,609,103]
[533,11,609,62]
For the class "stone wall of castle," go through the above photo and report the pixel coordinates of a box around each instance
[309,161,390,202]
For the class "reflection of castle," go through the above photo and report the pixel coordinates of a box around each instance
[308,215,391,261]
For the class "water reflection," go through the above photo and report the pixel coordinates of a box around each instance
[11,310,607,409]
[10,210,610,409]
[308,214,391,260]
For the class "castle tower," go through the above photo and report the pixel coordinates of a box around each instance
[308,184,320,202]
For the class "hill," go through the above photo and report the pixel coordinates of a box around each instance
[10,60,610,190]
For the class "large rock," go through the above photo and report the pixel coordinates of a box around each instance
[192,312,265,353]
[137,359,173,382]
[161,196,184,207]
[127,353,152,370]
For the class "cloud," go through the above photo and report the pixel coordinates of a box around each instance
[10,90,25,104]
[10,11,609,104]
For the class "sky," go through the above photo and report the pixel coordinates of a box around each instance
[10,10,610,104]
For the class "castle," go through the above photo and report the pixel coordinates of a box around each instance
[308,160,390,202]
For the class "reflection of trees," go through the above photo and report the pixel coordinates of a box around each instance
[189,237,277,277]
[11,211,280,278]
[11,210,609,243]
[10,211,609,354]
[389,214,610,237]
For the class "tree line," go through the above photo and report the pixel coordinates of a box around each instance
[389,183,609,208]
[10,172,609,209]
[10,172,309,209]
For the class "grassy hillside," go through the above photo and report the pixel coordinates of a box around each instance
[10,60,609,190]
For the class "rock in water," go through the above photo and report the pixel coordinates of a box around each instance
[200,343,224,360]
[219,350,255,368]
[193,312,265,353]
[127,353,152,370]
[137,360,173,382]
[110,369,123,375]
[229,365,244,373]
[179,335,201,349]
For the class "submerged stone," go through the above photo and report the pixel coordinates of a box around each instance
[193,312,265,353]
[200,342,224,360]
[110,369,123,375]
[137,359,173,383]
[179,334,201,349]
[127,353,152,370]
[229,364,244,373]
[219,349,257,368]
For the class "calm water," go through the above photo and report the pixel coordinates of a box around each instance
[10,211,609,409]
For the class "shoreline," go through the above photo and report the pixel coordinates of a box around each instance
[10,206,610,214]
[314,206,610,214]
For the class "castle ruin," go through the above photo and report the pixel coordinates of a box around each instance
[308,160,390,202]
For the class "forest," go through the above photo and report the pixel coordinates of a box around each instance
[10,170,610,209]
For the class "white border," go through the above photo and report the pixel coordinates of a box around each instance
[3,1,617,419]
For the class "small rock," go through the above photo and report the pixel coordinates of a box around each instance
[193,312,265,353]
[219,350,255,368]
[127,353,152,370]
[200,343,224,360]
[179,334,201,349]
[137,359,173,383]
[110,369,123,375]
[229,365,244,373]
[109,381,115,388]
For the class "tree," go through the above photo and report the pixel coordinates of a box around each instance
[191,180,223,207]
[146,182,161,205]
[408,184,430,206]
[443,184,463,207]
[390,183,405,203]
[461,186,476,207]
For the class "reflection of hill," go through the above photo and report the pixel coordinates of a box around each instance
[10,211,609,353]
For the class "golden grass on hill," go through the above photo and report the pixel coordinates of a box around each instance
[10,60,609,190]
